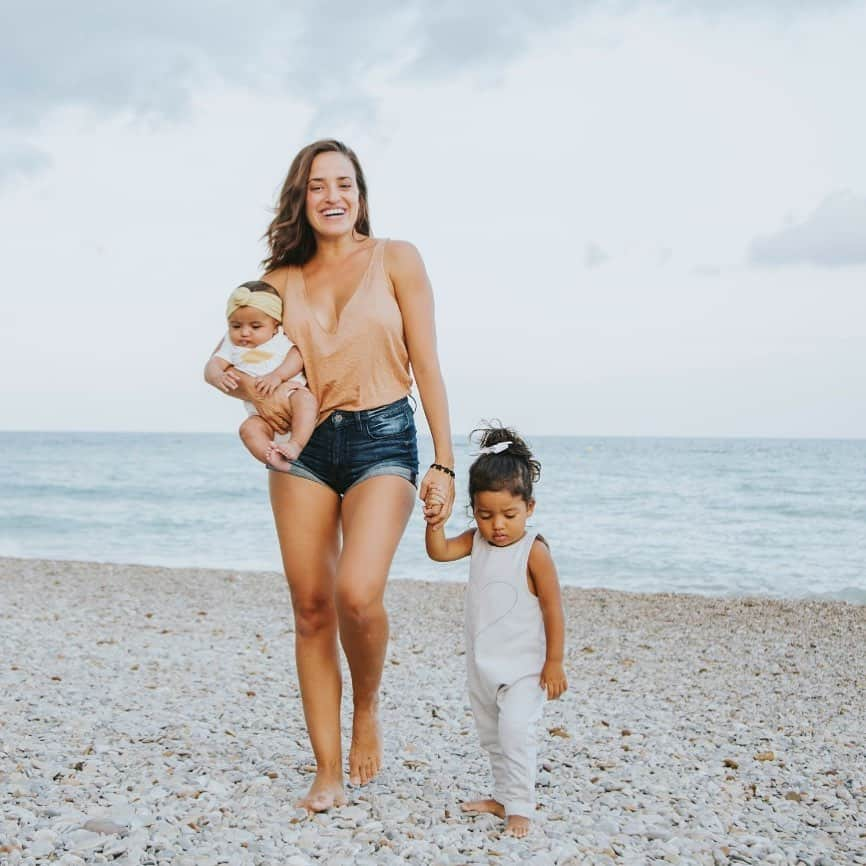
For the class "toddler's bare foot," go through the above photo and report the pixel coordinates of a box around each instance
[274,439,303,462]
[504,814,531,838]
[461,798,505,818]
[265,443,294,473]
[296,772,346,812]
[348,703,382,786]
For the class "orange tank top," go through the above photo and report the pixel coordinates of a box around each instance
[280,238,413,424]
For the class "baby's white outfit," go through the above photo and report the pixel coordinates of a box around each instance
[215,332,306,441]
[465,529,547,819]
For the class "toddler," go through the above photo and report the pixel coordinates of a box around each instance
[204,281,317,468]
[425,425,568,838]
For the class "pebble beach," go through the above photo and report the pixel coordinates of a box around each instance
[1,557,865,866]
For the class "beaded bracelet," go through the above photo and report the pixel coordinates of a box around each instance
[429,462,455,478]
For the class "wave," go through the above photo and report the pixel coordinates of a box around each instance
[802,586,866,605]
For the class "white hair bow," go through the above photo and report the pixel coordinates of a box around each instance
[471,441,512,456]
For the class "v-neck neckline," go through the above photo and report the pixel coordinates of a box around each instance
[299,240,379,336]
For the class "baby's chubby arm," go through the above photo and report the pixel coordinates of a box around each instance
[255,347,305,395]
[529,540,568,700]
[424,484,474,562]
[202,336,291,433]
[203,337,240,393]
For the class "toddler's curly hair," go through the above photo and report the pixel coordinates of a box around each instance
[468,423,541,506]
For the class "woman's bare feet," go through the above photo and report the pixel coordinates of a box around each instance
[348,704,383,785]
[296,772,346,812]
[461,798,505,818]
[504,815,531,838]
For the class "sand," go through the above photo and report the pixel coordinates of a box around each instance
[1,557,865,865]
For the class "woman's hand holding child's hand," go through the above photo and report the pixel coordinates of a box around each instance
[423,483,446,527]
[254,372,285,395]
[540,661,568,700]
[420,471,455,532]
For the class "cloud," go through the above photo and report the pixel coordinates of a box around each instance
[2,2,285,125]
[748,191,866,268]
[2,2,583,127]
[4,1,851,127]
[0,139,50,187]
[584,242,609,269]
[2,0,858,181]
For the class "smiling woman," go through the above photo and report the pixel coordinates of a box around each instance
[206,139,456,811]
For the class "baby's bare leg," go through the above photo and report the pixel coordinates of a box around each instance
[239,416,276,466]
[272,388,318,463]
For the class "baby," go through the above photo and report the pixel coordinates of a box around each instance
[204,281,317,468]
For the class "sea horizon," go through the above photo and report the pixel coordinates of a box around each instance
[4,429,865,441]
[3,431,864,604]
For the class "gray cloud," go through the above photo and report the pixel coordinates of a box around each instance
[1,1,583,127]
[748,191,866,268]
[4,1,852,124]
[3,2,285,124]
[1,0,857,181]
[0,140,51,187]
[0,0,583,181]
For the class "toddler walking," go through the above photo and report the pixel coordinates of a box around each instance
[204,281,318,468]
[425,425,567,838]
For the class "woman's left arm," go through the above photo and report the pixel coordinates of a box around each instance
[388,239,455,530]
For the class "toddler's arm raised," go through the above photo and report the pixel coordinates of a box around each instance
[424,485,474,561]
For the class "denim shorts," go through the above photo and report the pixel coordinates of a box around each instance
[285,397,419,495]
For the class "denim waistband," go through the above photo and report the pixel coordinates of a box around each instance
[320,397,411,430]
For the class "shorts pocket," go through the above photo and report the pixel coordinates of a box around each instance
[363,402,413,440]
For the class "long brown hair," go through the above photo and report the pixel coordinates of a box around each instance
[261,139,371,271]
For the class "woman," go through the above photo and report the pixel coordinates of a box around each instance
[213,140,455,811]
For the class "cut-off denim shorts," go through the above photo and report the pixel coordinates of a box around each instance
[285,396,419,495]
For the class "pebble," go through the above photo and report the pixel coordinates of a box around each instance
[2,557,864,865]
[83,818,125,835]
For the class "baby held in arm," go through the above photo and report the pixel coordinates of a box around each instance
[204,281,318,470]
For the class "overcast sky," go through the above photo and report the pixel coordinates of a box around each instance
[2,1,865,437]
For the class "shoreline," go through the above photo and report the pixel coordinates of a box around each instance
[2,555,863,606]
[2,557,865,864]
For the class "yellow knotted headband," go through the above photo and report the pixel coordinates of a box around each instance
[225,285,283,322]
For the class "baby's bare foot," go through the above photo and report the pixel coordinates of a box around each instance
[504,814,531,838]
[296,773,346,812]
[348,704,382,786]
[461,798,505,818]
[265,444,294,473]
[274,439,302,461]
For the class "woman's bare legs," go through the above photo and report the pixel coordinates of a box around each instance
[270,472,344,811]
[338,475,415,785]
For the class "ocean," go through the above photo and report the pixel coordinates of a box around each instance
[1,432,864,602]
